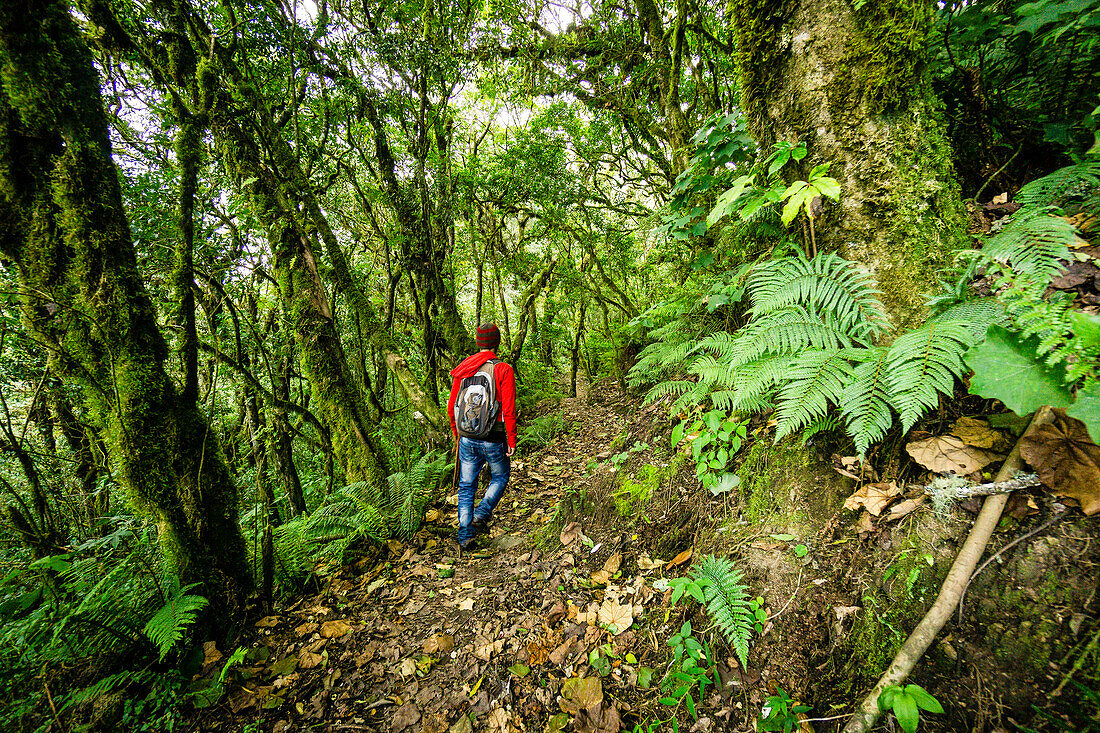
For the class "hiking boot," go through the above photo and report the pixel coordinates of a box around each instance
[470,515,490,535]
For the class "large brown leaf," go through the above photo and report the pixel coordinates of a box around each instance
[1020,411,1100,515]
[906,435,1003,475]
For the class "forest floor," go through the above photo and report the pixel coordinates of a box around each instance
[182,382,1100,733]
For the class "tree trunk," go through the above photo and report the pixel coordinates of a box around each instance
[731,0,968,328]
[570,301,587,398]
[0,0,251,615]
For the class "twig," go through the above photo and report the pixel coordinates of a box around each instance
[974,142,1024,204]
[842,406,1055,733]
[44,682,64,732]
[924,473,1040,500]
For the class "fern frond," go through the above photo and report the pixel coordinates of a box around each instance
[718,307,852,368]
[930,298,1008,340]
[1015,158,1100,208]
[774,349,851,442]
[886,322,972,432]
[726,354,794,413]
[981,207,1075,281]
[746,253,890,340]
[143,583,208,661]
[690,555,753,670]
[840,347,894,457]
[643,379,696,406]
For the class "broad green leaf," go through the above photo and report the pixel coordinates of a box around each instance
[770,533,796,541]
[768,151,790,176]
[781,180,808,199]
[878,686,899,711]
[671,422,685,446]
[29,555,71,573]
[894,692,919,733]
[1071,311,1100,348]
[1067,382,1100,444]
[809,162,831,178]
[965,326,1073,414]
[508,663,530,677]
[781,191,806,226]
[906,684,943,714]
[814,176,841,200]
[791,144,807,160]
[707,175,755,226]
[708,473,741,496]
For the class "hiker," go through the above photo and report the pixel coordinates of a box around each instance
[447,323,517,550]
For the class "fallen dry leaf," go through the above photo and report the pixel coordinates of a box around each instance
[203,641,222,666]
[399,658,417,677]
[560,676,620,733]
[424,508,441,523]
[636,554,663,570]
[298,649,324,669]
[857,511,874,534]
[560,521,582,546]
[319,620,352,638]
[597,599,633,635]
[666,547,693,568]
[906,435,1003,475]
[391,701,421,733]
[473,637,505,661]
[527,641,549,666]
[456,598,474,611]
[1020,411,1100,515]
[255,616,280,628]
[423,634,454,654]
[843,483,902,516]
[950,416,1009,451]
[295,622,318,636]
[885,496,926,521]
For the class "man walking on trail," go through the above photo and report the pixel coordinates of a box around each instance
[448,323,517,551]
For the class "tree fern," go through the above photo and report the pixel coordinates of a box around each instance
[886,322,974,432]
[690,555,754,670]
[980,207,1076,281]
[746,253,890,340]
[773,349,850,442]
[143,582,208,661]
[841,347,894,456]
[1015,158,1100,207]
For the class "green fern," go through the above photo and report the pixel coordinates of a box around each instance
[1014,158,1100,208]
[746,253,889,340]
[773,349,849,442]
[690,555,754,670]
[143,582,208,661]
[930,298,1007,340]
[841,347,894,456]
[386,451,450,538]
[886,322,974,433]
[636,251,972,455]
[980,207,1076,280]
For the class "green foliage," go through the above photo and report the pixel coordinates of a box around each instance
[274,451,451,579]
[637,251,975,455]
[878,683,944,733]
[667,554,755,671]
[758,687,811,733]
[671,410,746,495]
[660,620,713,723]
[142,582,208,662]
[518,411,567,450]
[691,554,755,671]
[955,156,1100,438]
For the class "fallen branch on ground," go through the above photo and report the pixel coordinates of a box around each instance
[841,406,1056,733]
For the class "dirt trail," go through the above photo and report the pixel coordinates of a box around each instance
[205,385,674,733]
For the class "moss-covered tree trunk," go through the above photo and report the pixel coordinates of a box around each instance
[0,0,250,614]
[732,0,968,327]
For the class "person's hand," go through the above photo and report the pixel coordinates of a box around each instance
[506,445,515,457]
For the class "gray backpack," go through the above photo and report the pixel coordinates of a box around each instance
[455,359,501,438]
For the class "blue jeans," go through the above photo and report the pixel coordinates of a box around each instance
[456,437,510,545]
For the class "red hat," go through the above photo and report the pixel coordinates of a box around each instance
[476,323,501,350]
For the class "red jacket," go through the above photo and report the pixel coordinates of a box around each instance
[447,351,517,450]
